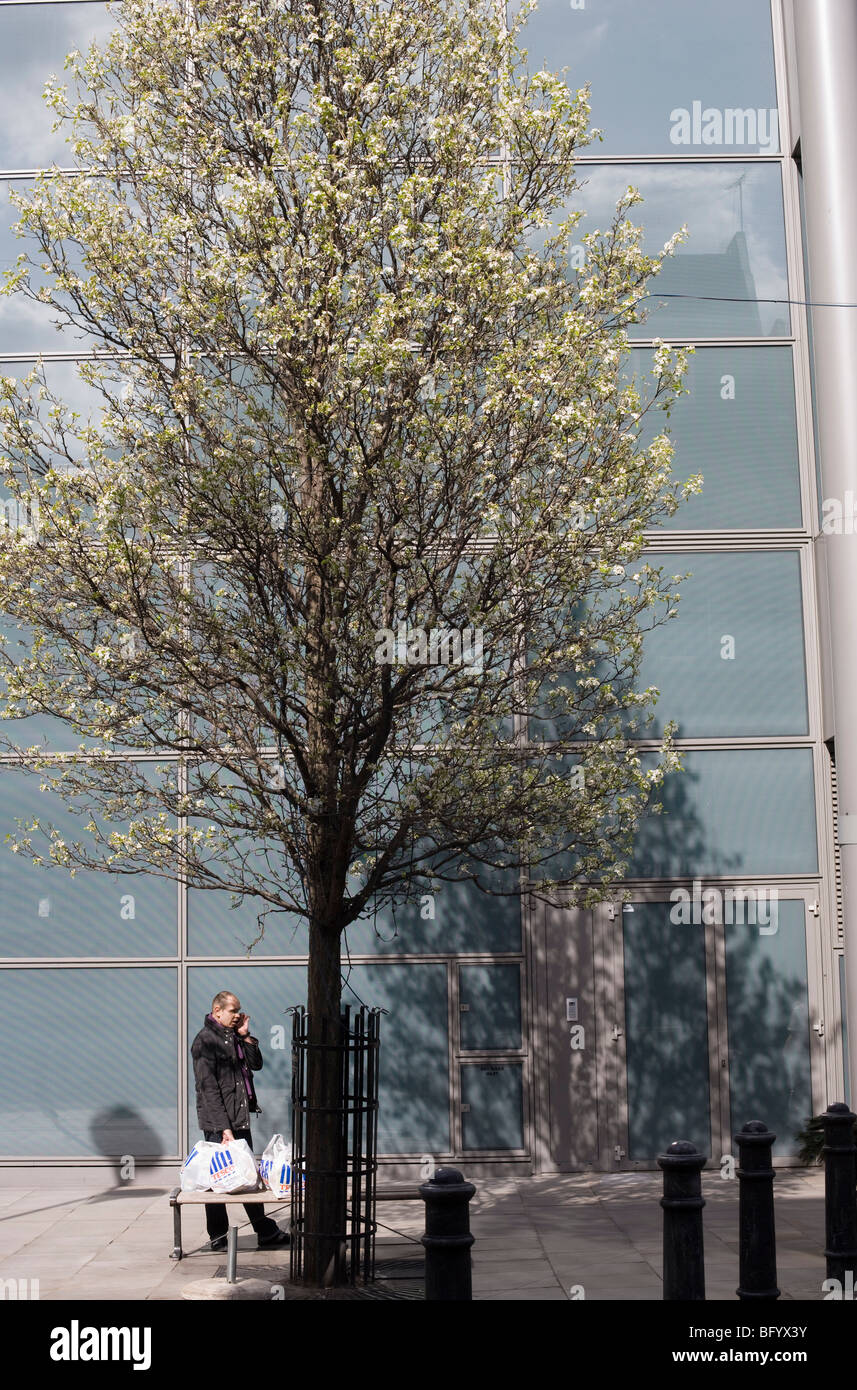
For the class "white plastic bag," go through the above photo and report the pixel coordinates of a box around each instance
[259,1133,294,1200]
[207,1138,260,1194]
[180,1140,217,1192]
[179,1138,260,1194]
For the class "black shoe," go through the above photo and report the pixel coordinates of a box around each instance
[207,1235,228,1253]
[257,1228,290,1249]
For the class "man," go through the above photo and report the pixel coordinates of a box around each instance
[191,990,289,1252]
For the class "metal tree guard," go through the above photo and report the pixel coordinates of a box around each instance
[289,1004,381,1285]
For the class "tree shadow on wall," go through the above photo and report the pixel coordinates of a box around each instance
[720,923,812,1157]
[606,758,741,1161]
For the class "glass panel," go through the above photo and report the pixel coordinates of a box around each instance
[187,891,306,957]
[0,766,178,957]
[188,963,450,1154]
[724,899,813,1156]
[186,761,306,957]
[630,749,819,880]
[629,347,802,530]
[622,901,710,1158]
[461,1062,524,1150]
[0,614,89,750]
[187,965,301,1146]
[0,179,93,351]
[353,963,449,1154]
[531,551,809,742]
[0,966,178,1155]
[514,0,778,157]
[547,163,789,339]
[0,607,183,753]
[0,4,113,170]
[459,964,522,1050]
[345,873,522,955]
[0,357,116,498]
[636,551,808,737]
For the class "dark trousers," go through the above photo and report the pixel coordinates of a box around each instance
[202,1128,281,1241]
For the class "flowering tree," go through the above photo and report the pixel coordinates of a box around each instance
[0,0,693,1284]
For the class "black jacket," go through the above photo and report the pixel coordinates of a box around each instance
[191,1014,263,1132]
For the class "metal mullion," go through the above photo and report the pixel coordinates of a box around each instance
[800,547,836,920]
[175,950,186,1163]
[605,900,630,1168]
[642,531,809,548]
[704,903,729,1167]
[183,951,522,965]
[619,873,821,893]
[0,1156,182,1166]
[828,945,847,1107]
[0,351,166,363]
[173,0,195,1167]
[520,884,539,1167]
[643,538,812,556]
[590,900,615,1168]
[0,752,184,764]
[178,753,188,1161]
[770,0,793,160]
[631,337,795,347]
[458,1042,526,1059]
[504,155,786,168]
[802,888,831,1116]
[780,169,817,526]
[0,956,179,966]
[524,736,818,754]
[0,169,99,181]
[447,958,459,1157]
[568,155,785,166]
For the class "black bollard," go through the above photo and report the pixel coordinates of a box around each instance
[821,1102,857,1287]
[658,1140,706,1300]
[419,1166,476,1300]
[735,1121,780,1300]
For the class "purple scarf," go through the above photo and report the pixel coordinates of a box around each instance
[208,1013,257,1109]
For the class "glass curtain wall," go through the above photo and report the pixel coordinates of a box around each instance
[0,0,832,1167]
[520,0,828,1163]
[0,0,525,1164]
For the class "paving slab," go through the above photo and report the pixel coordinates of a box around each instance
[0,1169,828,1302]
[475,1286,571,1301]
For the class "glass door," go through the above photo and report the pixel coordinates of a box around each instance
[718,893,824,1158]
[596,888,825,1168]
[595,898,718,1168]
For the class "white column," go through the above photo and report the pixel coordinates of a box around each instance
[794,0,857,1103]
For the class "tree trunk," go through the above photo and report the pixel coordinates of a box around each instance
[302,917,344,1287]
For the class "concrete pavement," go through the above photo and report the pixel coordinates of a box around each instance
[0,1168,829,1301]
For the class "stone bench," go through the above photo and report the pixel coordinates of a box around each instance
[169,1183,421,1260]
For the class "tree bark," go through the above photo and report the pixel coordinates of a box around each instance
[302,917,344,1287]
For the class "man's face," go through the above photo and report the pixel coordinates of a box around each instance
[213,996,241,1029]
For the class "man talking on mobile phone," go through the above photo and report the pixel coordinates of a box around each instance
[191,990,289,1253]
